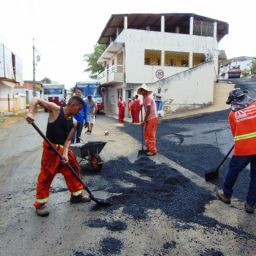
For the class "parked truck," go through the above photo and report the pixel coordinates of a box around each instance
[74,81,104,112]
[42,83,66,110]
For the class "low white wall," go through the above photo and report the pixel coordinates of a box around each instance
[0,86,13,112]
[146,61,216,113]
[0,86,29,112]
[13,94,26,111]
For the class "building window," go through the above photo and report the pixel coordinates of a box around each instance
[164,51,189,67]
[144,49,161,65]
[193,20,214,37]
[193,53,205,67]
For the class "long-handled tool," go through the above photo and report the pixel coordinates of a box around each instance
[205,145,234,182]
[138,105,147,156]
[31,122,111,206]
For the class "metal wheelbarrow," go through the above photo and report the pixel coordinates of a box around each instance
[71,141,106,172]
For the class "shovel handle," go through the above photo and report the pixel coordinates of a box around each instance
[31,122,93,198]
[140,105,144,150]
[31,122,63,159]
[216,145,234,171]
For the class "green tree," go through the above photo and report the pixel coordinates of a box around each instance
[241,68,250,77]
[83,44,106,79]
[41,77,52,84]
[251,58,256,74]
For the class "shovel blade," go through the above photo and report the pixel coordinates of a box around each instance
[93,198,112,206]
[89,194,112,206]
[205,169,219,182]
[84,188,111,206]
[138,148,148,156]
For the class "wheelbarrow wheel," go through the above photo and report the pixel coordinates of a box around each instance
[90,154,103,172]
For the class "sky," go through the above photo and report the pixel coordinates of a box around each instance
[0,0,254,89]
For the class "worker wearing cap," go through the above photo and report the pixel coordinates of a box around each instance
[217,88,256,214]
[137,84,158,156]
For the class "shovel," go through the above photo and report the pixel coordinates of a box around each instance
[138,105,147,156]
[205,145,234,182]
[31,122,111,206]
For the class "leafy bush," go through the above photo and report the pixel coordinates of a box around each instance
[251,58,256,74]
[241,68,250,77]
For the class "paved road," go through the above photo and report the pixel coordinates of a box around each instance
[0,79,256,256]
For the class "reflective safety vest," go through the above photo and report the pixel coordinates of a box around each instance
[229,101,256,155]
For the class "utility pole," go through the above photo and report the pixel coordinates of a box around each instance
[32,38,40,96]
[32,38,36,96]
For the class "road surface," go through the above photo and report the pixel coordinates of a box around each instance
[1,80,256,256]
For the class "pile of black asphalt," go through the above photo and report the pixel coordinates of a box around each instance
[74,110,255,255]
[121,109,250,200]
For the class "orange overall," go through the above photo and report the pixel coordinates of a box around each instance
[143,94,158,154]
[118,100,126,123]
[133,99,141,123]
[144,117,158,154]
[34,141,84,209]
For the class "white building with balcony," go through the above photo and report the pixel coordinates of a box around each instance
[97,13,228,115]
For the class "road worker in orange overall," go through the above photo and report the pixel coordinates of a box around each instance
[117,96,126,123]
[26,96,91,217]
[137,84,158,156]
[133,94,141,123]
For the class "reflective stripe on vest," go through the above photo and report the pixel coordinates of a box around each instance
[35,197,48,203]
[234,131,256,141]
[71,189,83,196]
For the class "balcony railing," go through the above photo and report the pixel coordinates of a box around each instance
[98,65,124,84]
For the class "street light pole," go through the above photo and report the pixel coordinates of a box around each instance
[32,38,36,96]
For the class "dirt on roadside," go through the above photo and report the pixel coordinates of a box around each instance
[0,113,27,129]
[0,108,44,129]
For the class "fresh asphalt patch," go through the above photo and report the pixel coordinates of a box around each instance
[90,156,254,237]
[86,219,127,232]
[120,110,250,203]
[74,154,255,255]
[71,110,256,255]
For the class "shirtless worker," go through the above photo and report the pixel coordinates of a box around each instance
[26,96,91,217]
